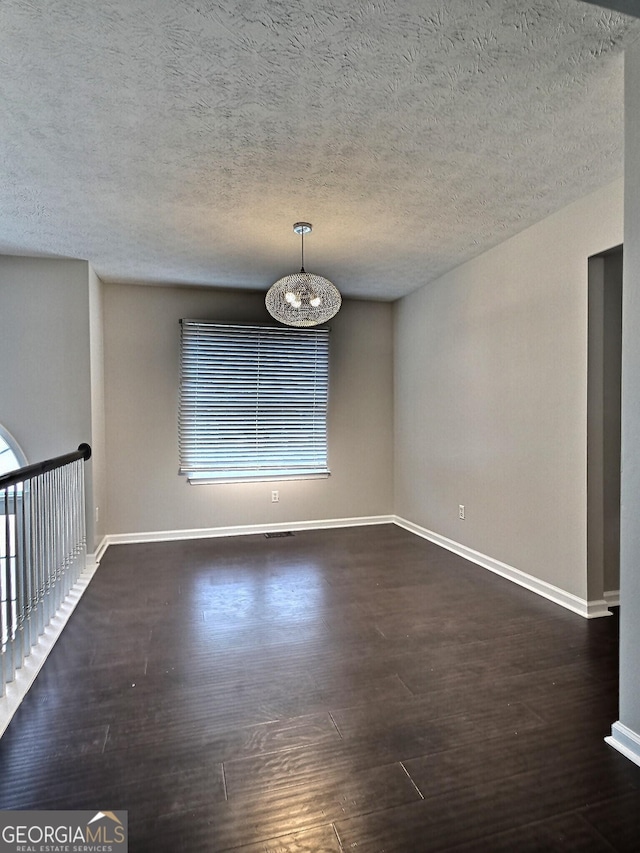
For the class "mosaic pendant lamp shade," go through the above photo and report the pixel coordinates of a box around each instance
[266,223,341,327]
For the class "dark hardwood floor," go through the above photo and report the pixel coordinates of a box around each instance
[1,524,639,851]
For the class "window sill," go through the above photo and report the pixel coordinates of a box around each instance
[183,471,330,485]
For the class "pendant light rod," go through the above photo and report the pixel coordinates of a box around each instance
[294,222,312,273]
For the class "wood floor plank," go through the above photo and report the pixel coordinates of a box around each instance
[330,697,545,754]
[105,711,341,760]
[581,790,640,852]
[442,812,618,852]
[218,823,342,853]
[143,761,421,851]
[223,735,414,797]
[335,758,635,852]
[402,720,640,800]
[0,720,109,765]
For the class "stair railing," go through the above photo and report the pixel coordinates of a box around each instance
[0,443,91,696]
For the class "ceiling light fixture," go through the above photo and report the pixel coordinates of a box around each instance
[265,222,341,327]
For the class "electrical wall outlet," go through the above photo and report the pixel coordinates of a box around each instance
[458,504,465,519]
[271,490,279,503]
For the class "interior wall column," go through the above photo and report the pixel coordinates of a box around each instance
[606,34,640,766]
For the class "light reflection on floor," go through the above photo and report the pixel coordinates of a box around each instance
[187,561,327,649]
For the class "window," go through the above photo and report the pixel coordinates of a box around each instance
[0,426,27,644]
[179,321,330,483]
[0,425,27,477]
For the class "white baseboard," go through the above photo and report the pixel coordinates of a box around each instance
[393,516,612,619]
[0,556,101,739]
[105,515,395,547]
[606,722,640,767]
[90,535,109,565]
[604,589,620,608]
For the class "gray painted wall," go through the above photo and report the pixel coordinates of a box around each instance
[394,180,623,601]
[103,282,394,534]
[0,255,97,548]
[619,36,640,742]
[0,256,92,460]
[89,265,107,546]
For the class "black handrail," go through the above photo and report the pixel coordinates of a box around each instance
[0,443,92,490]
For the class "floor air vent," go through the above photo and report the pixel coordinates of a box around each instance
[265,531,294,538]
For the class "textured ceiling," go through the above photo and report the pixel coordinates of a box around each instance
[1,0,639,300]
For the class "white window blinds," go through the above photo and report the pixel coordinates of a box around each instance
[179,321,330,482]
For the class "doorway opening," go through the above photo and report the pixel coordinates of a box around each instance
[587,245,622,608]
